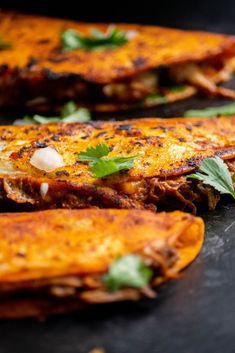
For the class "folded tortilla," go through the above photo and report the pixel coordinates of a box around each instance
[0,116,235,212]
[0,208,204,318]
[0,11,235,112]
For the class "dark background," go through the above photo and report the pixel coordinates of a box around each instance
[1,0,235,33]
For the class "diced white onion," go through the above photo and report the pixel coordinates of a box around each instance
[40,182,49,199]
[30,147,64,172]
[126,30,138,39]
[0,142,6,151]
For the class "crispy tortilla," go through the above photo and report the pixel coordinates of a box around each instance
[0,209,204,318]
[0,116,235,212]
[0,11,235,112]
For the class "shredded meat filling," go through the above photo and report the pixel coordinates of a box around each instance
[1,56,235,111]
[0,173,229,214]
[103,71,158,102]
[0,245,178,311]
[170,61,235,99]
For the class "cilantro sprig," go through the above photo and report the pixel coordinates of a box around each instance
[187,156,235,199]
[78,143,140,178]
[61,26,128,52]
[168,85,187,92]
[184,103,235,118]
[144,93,168,106]
[143,85,187,106]
[0,36,11,50]
[103,254,153,292]
[14,101,91,125]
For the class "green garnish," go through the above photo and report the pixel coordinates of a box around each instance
[144,93,168,106]
[78,143,140,178]
[61,26,128,52]
[168,85,187,92]
[79,144,110,161]
[0,36,11,49]
[184,103,235,117]
[144,86,186,106]
[187,156,235,199]
[59,101,91,122]
[16,102,91,125]
[103,254,153,292]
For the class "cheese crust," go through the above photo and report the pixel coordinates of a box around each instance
[0,116,234,212]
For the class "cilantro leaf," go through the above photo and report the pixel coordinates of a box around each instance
[90,159,120,178]
[60,105,91,123]
[22,115,60,124]
[61,101,78,117]
[0,36,11,50]
[144,93,168,106]
[61,26,128,52]
[61,29,82,52]
[14,102,91,125]
[78,144,140,178]
[90,155,138,178]
[187,156,235,199]
[79,144,111,161]
[143,86,187,107]
[168,85,187,92]
[184,103,235,118]
[103,254,153,292]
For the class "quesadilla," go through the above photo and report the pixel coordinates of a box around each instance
[0,116,235,212]
[0,11,235,112]
[0,208,204,318]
